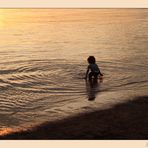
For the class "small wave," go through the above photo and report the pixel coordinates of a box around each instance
[111,80,148,89]
[0,69,20,75]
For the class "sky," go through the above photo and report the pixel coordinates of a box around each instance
[0,0,148,8]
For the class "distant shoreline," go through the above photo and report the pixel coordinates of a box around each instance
[1,95,148,140]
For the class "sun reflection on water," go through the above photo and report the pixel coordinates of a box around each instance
[0,128,13,136]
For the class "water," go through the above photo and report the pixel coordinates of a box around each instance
[0,9,148,134]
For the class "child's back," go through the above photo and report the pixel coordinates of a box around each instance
[85,56,103,80]
[88,63,100,73]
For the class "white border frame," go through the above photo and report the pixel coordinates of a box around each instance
[0,0,148,8]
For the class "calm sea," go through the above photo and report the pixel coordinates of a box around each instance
[0,9,148,134]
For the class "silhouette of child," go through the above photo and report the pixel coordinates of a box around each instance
[85,56,103,80]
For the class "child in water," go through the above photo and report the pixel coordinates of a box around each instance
[85,56,103,80]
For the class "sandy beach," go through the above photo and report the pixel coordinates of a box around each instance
[0,95,148,140]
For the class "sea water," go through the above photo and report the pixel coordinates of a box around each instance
[0,9,148,134]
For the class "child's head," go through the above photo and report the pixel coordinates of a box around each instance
[87,56,96,64]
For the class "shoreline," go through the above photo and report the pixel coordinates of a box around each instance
[0,95,148,140]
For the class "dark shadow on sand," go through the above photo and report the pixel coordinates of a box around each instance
[1,96,148,140]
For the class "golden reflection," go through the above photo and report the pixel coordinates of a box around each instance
[0,128,13,136]
[0,9,22,27]
[0,10,5,27]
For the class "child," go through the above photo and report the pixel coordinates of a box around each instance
[85,56,103,80]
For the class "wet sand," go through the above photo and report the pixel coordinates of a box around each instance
[0,96,148,140]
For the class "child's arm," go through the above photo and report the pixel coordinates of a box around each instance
[98,68,103,76]
[100,71,103,76]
